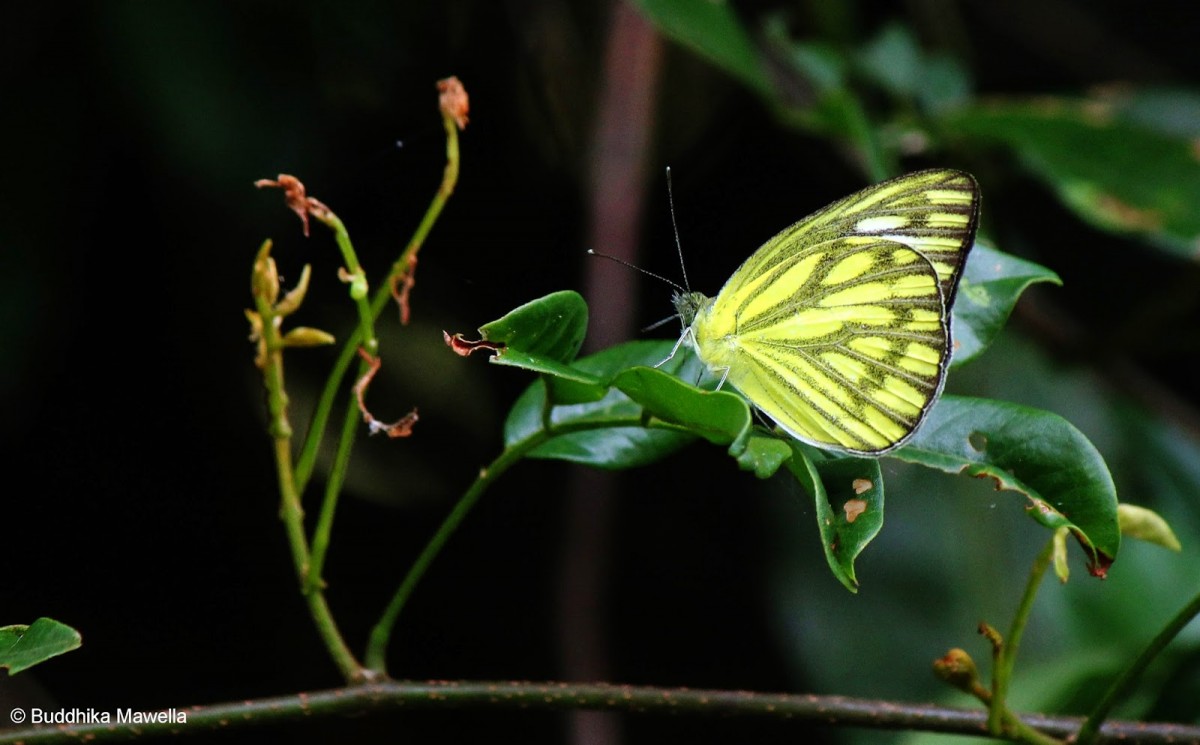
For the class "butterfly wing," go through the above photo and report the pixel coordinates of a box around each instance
[689,170,980,454]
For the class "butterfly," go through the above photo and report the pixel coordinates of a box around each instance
[666,169,980,455]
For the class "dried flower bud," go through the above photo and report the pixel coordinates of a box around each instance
[437,76,469,130]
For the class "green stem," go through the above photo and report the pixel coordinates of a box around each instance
[305,391,362,593]
[294,339,361,495]
[294,106,460,513]
[255,287,364,683]
[989,538,1055,740]
[303,108,463,669]
[364,415,644,674]
[320,211,378,355]
[380,108,461,309]
[1075,586,1200,745]
[363,430,546,673]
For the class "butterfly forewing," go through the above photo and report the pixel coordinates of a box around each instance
[686,170,980,454]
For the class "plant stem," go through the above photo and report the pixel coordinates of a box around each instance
[363,415,646,674]
[327,107,463,672]
[379,105,461,312]
[305,392,361,593]
[294,333,360,495]
[254,284,364,682]
[294,101,461,539]
[1075,586,1200,745]
[319,211,374,355]
[989,538,1055,741]
[363,429,547,673]
[4,681,1196,744]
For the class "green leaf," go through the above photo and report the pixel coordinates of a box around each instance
[894,395,1121,575]
[1105,86,1200,139]
[503,340,705,469]
[946,100,1200,257]
[0,618,81,675]
[856,24,922,99]
[628,0,770,96]
[951,243,1061,367]
[737,435,794,479]
[1118,503,1182,551]
[854,24,971,115]
[479,290,589,364]
[613,365,751,447]
[457,290,603,403]
[784,445,885,592]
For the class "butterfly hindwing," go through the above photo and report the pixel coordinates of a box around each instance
[684,169,980,455]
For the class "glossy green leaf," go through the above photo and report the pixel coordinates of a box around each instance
[894,395,1121,575]
[785,445,885,592]
[479,290,588,364]
[629,0,770,96]
[737,435,794,479]
[503,340,705,468]
[0,617,81,675]
[947,100,1200,257]
[460,290,604,403]
[613,366,751,447]
[951,243,1061,367]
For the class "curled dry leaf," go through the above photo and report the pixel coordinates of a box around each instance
[391,255,418,325]
[255,174,333,237]
[352,348,418,439]
[444,331,503,357]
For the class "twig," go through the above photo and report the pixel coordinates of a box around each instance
[3,681,1196,744]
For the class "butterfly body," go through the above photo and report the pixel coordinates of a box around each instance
[674,169,980,455]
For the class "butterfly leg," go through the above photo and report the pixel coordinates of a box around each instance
[653,327,693,369]
[714,366,731,391]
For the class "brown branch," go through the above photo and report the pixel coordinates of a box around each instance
[1,681,1195,744]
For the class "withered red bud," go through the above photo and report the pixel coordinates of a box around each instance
[437,76,469,130]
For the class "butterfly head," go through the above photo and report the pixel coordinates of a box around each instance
[672,291,711,330]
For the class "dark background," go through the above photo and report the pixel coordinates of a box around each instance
[3,2,1199,743]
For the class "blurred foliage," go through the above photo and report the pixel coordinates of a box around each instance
[624,1,1200,740]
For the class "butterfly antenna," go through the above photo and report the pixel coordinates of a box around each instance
[665,166,691,292]
[586,249,685,292]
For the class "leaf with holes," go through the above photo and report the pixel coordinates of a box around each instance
[894,395,1120,575]
[785,445,885,592]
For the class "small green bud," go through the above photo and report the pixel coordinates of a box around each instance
[933,648,980,691]
[251,240,280,306]
[276,264,313,316]
[282,327,336,348]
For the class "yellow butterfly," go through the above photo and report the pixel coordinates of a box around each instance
[667,169,980,455]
